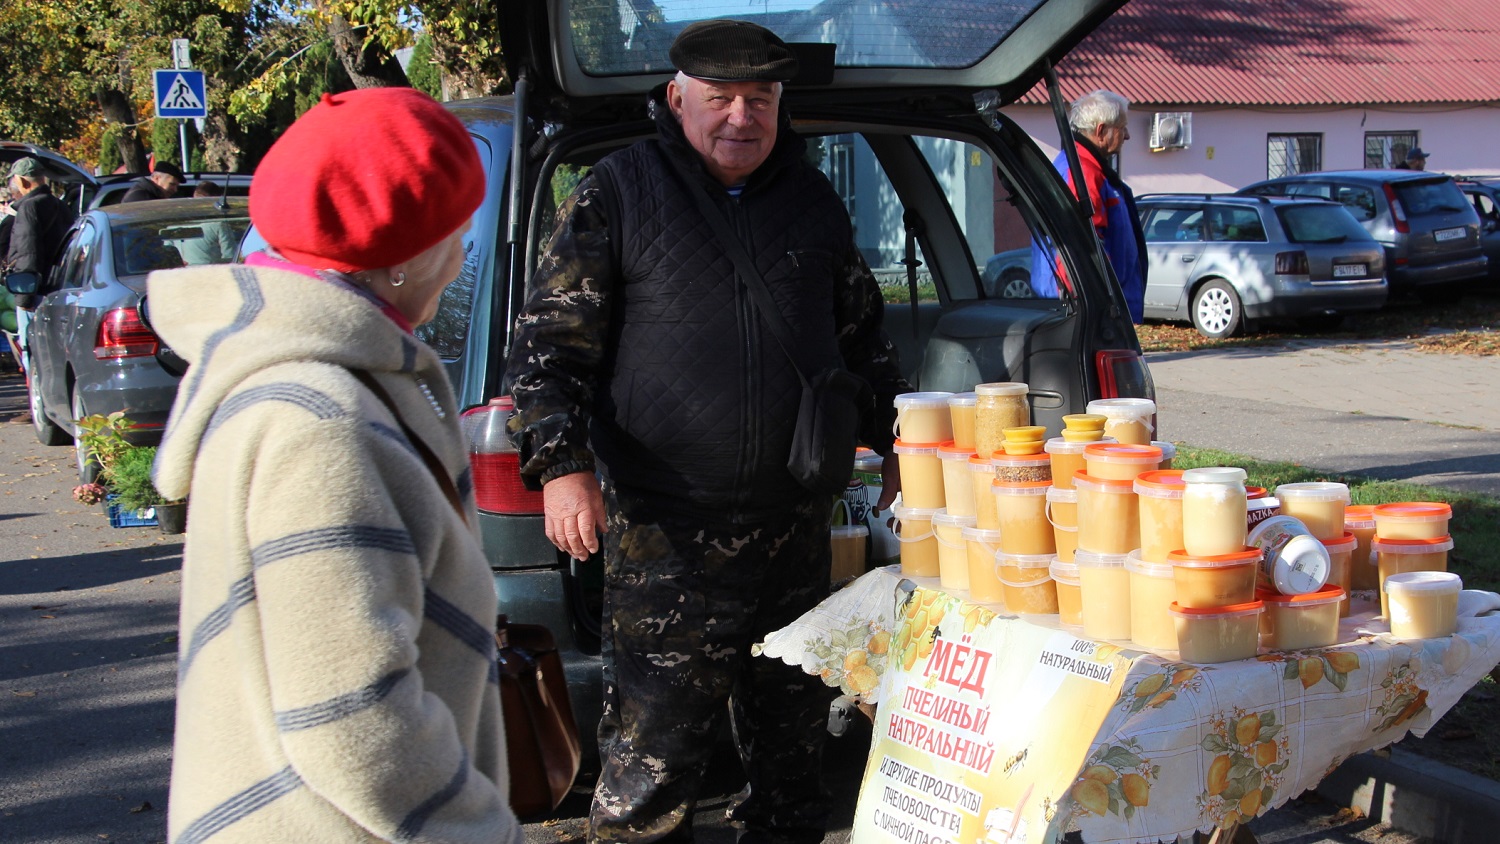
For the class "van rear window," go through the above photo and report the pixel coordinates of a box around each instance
[1394,179,1471,215]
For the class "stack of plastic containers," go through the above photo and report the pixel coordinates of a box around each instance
[1074,442,1162,642]
[1130,469,1185,649]
[1371,502,1454,621]
[890,392,956,580]
[1169,467,1268,663]
[1344,504,1379,590]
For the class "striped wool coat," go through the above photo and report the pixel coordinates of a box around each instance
[149,263,521,843]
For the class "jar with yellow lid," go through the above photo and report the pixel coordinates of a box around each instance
[974,382,1029,460]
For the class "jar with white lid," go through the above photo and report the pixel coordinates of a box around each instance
[893,392,954,445]
[937,442,977,517]
[974,382,1029,460]
[1125,550,1178,650]
[932,510,976,591]
[1076,549,1132,641]
[1050,558,1082,626]
[1086,398,1157,445]
[891,502,941,577]
[892,439,945,509]
[963,526,1005,604]
[1181,467,1248,556]
[1275,482,1351,541]
[1385,571,1462,640]
[947,392,978,450]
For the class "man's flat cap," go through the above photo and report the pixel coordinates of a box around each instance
[7,157,43,180]
[153,161,185,180]
[670,19,799,83]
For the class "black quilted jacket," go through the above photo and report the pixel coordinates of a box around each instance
[508,95,910,519]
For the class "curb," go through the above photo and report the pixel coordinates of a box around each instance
[1316,746,1500,843]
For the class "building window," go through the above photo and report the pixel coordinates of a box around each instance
[1365,132,1419,168]
[1267,134,1322,178]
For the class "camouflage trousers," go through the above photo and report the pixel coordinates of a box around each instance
[590,480,836,844]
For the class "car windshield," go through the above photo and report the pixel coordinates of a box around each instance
[113,214,252,276]
[568,0,1045,74]
[1275,204,1370,244]
[1395,179,1470,214]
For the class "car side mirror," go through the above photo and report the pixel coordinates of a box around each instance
[5,271,40,296]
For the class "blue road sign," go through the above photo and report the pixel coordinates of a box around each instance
[153,69,207,119]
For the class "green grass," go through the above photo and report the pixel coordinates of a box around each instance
[1172,445,1500,592]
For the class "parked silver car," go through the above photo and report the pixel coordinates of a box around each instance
[16,198,249,480]
[1454,175,1500,285]
[1136,194,1387,338]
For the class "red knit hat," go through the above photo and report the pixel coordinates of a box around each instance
[250,88,484,273]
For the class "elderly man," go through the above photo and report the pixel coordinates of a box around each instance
[1395,146,1429,171]
[121,160,184,203]
[506,18,910,844]
[1029,89,1147,323]
[6,158,76,373]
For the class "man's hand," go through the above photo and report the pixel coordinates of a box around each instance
[876,452,901,510]
[542,471,606,560]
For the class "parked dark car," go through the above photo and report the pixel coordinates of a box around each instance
[1239,170,1485,301]
[87,172,253,210]
[1135,194,1387,338]
[17,198,249,481]
[1454,175,1500,285]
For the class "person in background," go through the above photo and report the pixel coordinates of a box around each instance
[507,18,911,844]
[1394,146,1429,171]
[6,158,76,375]
[1028,89,1147,323]
[121,160,184,203]
[148,88,522,843]
[176,180,241,265]
[0,184,14,262]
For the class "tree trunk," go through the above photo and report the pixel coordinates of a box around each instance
[97,88,148,174]
[326,13,409,89]
[200,112,241,172]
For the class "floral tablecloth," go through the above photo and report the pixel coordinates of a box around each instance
[755,566,1500,844]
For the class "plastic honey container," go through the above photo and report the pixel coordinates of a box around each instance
[1051,559,1083,626]
[892,502,941,577]
[1134,470,1186,563]
[969,454,1000,530]
[1373,502,1453,540]
[1074,472,1140,554]
[1152,441,1177,470]
[1086,398,1157,445]
[1345,505,1379,591]
[1076,549,1132,640]
[963,526,1005,604]
[1172,601,1263,664]
[893,392,954,445]
[1246,494,1281,536]
[1320,532,1357,617]
[1083,443,1163,481]
[993,451,1052,483]
[996,552,1059,614]
[1047,486,1079,564]
[830,524,869,582]
[947,392,978,450]
[937,442,978,517]
[1182,467,1249,556]
[974,382,1030,462]
[1126,550,1178,650]
[993,481,1056,556]
[1385,571,1462,640]
[1046,438,1088,490]
[1247,515,1331,596]
[932,510,976,591]
[1275,482,1351,541]
[893,439,945,509]
[1375,535,1454,618]
[1170,548,1261,609]
[1258,585,1344,650]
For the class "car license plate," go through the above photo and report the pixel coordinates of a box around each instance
[1434,227,1466,242]
[1333,263,1366,278]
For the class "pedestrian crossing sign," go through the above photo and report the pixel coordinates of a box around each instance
[153,69,208,119]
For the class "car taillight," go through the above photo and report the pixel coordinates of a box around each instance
[1383,183,1409,234]
[1095,350,1154,399]
[1274,251,1310,275]
[460,396,545,515]
[94,308,160,359]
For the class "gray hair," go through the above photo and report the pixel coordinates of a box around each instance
[673,70,782,98]
[1069,90,1130,134]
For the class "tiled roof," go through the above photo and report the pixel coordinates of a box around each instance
[1018,0,1500,107]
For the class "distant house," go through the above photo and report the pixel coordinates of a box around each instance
[1004,0,1500,193]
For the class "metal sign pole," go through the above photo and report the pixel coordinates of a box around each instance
[179,120,190,174]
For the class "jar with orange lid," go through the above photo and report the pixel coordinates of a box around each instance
[937,442,977,517]
[1172,601,1262,663]
[892,439,945,509]
[947,392,978,450]
[1152,441,1177,470]
[993,480,1055,555]
[993,451,1052,483]
[893,392,954,445]
[963,526,1005,604]
[996,551,1058,614]
[892,502,941,577]
[1134,470,1185,563]
[1320,532,1357,617]
[1074,472,1139,554]
[932,510,975,591]
[1050,559,1082,626]
[1170,547,1262,609]
[1375,535,1453,617]
[1373,502,1453,540]
[1126,550,1178,650]
[1086,398,1157,445]
[974,382,1029,461]
[1083,442,1163,481]
[1258,585,1345,650]
[1275,482,1350,541]
[1076,549,1132,640]
[1047,486,1079,563]
[1345,504,1379,591]
[969,455,1000,530]
[1182,467,1248,556]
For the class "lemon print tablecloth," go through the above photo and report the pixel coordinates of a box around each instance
[755,566,1500,844]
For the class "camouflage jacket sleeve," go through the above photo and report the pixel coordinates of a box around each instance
[505,173,615,489]
[835,242,913,456]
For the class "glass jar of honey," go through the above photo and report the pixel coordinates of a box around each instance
[974,382,1029,460]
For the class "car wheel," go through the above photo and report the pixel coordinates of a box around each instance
[29,374,71,446]
[1297,313,1344,332]
[1191,280,1243,340]
[72,387,102,485]
[999,269,1033,299]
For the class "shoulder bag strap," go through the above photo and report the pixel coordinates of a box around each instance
[350,369,468,525]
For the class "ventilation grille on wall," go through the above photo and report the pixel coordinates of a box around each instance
[1149,112,1193,151]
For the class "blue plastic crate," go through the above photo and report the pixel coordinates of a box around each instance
[106,495,158,528]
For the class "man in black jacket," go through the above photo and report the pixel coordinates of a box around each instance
[507,19,911,844]
[6,157,77,372]
[120,160,184,203]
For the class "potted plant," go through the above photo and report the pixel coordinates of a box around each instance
[73,412,187,534]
